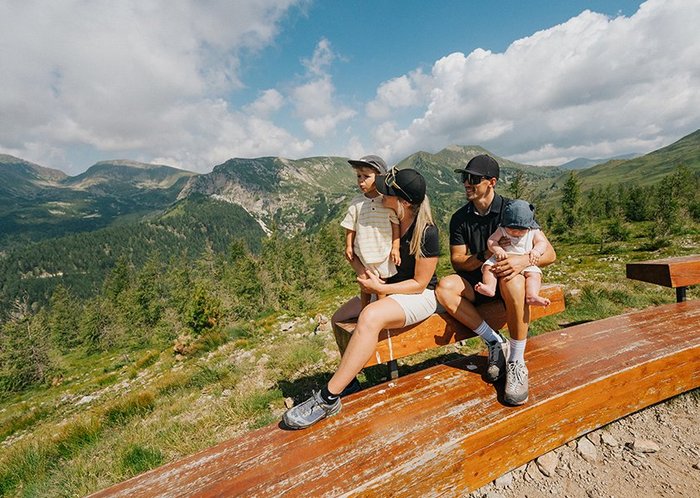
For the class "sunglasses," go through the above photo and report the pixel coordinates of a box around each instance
[461,173,492,185]
[385,168,412,202]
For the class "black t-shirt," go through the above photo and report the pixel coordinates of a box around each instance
[449,193,510,283]
[386,222,440,290]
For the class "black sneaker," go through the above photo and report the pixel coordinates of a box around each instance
[484,332,509,383]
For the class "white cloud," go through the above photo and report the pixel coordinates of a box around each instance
[245,89,285,117]
[0,0,305,173]
[291,39,356,138]
[368,0,700,165]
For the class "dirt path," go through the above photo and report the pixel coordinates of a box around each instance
[470,391,700,498]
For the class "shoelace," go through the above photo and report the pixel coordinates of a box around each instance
[508,362,526,386]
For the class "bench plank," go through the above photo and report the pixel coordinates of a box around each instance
[90,300,700,497]
[626,255,700,288]
[338,283,565,367]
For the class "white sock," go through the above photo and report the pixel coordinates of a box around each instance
[509,338,527,363]
[474,321,502,344]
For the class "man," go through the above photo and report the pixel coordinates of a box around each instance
[435,154,556,405]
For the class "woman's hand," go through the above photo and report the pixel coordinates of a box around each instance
[357,271,385,294]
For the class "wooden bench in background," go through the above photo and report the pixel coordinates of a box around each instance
[626,254,700,302]
[336,283,566,378]
[90,297,700,497]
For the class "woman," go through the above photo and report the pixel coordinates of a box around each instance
[282,168,439,429]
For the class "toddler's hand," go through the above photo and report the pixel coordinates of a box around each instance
[529,251,541,266]
[345,247,354,262]
[391,247,401,266]
[494,248,508,261]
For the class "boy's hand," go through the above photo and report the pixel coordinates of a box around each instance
[391,247,401,266]
[345,246,354,262]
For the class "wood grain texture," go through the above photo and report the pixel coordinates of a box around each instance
[338,284,565,367]
[90,300,700,498]
[626,255,700,288]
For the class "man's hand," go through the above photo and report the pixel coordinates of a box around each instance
[491,253,529,281]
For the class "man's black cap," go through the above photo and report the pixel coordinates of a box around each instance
[453,154,500,179]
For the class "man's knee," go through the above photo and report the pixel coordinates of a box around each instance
[499,275,525,302]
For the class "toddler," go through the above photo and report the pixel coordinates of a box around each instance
[341,155,400,308]
[475,199,551,306]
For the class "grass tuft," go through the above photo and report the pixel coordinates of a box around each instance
[103,391,156,426]
[120,444,164,475]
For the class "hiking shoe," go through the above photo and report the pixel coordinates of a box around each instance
[484,333,509,383]
[504,360,529,406]
[339,377,362,397]
[282,390,341,430]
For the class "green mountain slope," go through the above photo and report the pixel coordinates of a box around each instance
[0,157,197,249]
[558,129,700,189]
[0,195,265,309]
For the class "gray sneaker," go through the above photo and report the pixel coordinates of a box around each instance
[484,333,510,383]
[504,360,529,405]
[282,390,341,429]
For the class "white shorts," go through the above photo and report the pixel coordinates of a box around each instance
[387,288,439,327]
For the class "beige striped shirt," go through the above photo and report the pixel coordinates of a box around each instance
[341,193,399,265]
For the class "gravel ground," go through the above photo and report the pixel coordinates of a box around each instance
[469,390,700,498]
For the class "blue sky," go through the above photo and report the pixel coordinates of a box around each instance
[1,0,699,174]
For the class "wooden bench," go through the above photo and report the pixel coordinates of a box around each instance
[626,255,700,302]
[90,298,700,497]
[336,283,565,378]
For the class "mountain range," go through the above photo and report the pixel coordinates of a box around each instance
[1,129,698,309]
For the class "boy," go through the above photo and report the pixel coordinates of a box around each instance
[475,199,551,306]
[341,155,400,307]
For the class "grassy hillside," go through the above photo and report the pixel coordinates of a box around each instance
[552,130,700,191]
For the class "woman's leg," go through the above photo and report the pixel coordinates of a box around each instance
[327,297,406,394]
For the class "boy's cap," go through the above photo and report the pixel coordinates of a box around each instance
[453,154,500,179]
[502,199,540,229]
[376,168,426,204]
[348,155,387,175]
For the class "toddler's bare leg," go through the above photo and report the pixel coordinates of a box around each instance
[524,272,550,306]
[475,264,497,297]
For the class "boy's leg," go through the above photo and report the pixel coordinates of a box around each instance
[524,272,550,306]
[475,264,497,297]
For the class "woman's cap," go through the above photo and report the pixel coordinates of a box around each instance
[347,155,387,175]
[376,168,426,204]
[453,154,500,179]
[502,199,540,229]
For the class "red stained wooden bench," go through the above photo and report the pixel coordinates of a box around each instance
[626,255,700,302]
[90,299,700,497]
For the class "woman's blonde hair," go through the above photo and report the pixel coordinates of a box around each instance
[408,195,434,258]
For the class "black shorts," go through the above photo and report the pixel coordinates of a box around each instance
[458,270,504,306]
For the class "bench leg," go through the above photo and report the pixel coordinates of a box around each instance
[387,360,399,380]
[676,287,687,303]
